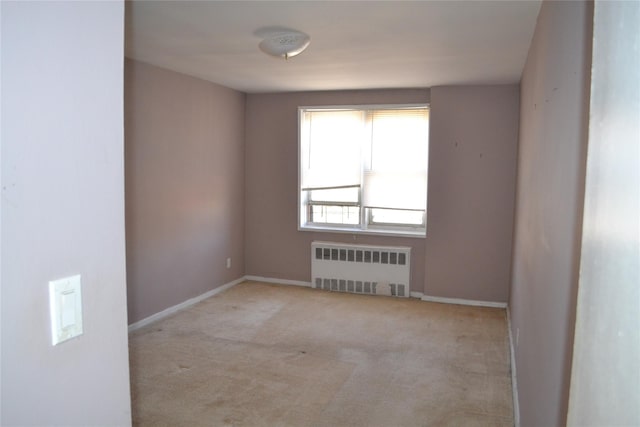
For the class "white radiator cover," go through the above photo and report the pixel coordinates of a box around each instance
[311,241,411,297]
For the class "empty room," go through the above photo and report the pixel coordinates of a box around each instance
[1,1,638,426]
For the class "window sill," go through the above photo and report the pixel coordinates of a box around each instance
[299,224,426,239]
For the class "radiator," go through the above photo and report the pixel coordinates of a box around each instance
[311,241,411,298]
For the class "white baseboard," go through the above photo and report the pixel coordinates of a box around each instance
[245,279,504,308]
[420,294,507,308]
[128,276,245,332]
[247,277,423,300]
[507,307,520,427]
[244,275,312,288]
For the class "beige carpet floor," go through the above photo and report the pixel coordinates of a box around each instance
[129,281,514,426]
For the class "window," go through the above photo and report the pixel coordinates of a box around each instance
[299,104,429,237]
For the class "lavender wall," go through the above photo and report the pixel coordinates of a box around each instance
[125,60,246,324]
[245,90,429,292]
[510,1,593,426]
[427,86,519,302]
[1,2,131,424]
[245,87,518,302]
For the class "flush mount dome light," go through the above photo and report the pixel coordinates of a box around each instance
[259,30,310,60]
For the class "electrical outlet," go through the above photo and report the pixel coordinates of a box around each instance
[226,257,231,269]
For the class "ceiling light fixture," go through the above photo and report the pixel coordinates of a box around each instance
[258,30,311,60]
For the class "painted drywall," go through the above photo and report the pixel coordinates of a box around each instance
[245,90,429,292]
[426,85,519,302]
[567,1,640,424]
[509,1,593,426]
[1,2,132,425]
[125,59,246,324]
[245,87,518,302]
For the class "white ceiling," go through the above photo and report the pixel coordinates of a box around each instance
[125,1,541,94]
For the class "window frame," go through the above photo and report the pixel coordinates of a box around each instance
[298,103,429,238]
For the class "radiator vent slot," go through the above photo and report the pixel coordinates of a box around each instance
[311,241,411,298]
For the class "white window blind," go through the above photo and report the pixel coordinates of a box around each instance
[300,110,363,191]
[363,108,429,211]
[362,171,427,210]
[299,104,429,236]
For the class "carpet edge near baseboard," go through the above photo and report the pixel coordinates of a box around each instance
[128,276,246,333]
[128,276,509,334]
